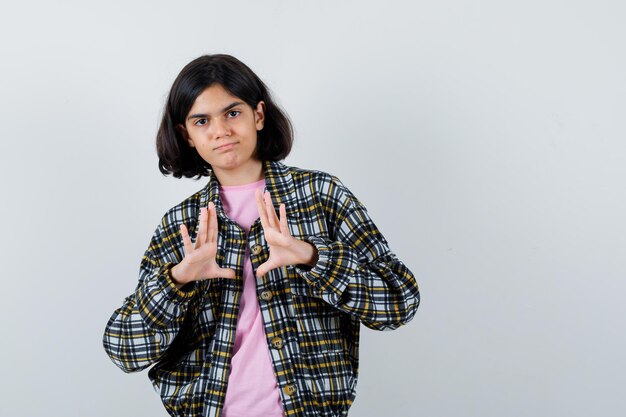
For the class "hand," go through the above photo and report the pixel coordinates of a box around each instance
[171,201,236,286]
[254,189,318,278]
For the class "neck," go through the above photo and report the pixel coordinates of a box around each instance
[213,159,264,186]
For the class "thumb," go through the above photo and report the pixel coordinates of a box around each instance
[219,267,237,279]
[256,261,272,279]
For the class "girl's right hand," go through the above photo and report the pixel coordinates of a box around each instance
[170,201,236,287]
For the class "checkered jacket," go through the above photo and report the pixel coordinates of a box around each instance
[103,160,420,417]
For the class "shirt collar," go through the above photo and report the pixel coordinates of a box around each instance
[201,160,301,220]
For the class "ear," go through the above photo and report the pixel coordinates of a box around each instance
[176,123,194,147]
[254,101,266,131]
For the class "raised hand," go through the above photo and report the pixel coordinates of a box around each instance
[170,201,236,286]
[254,189,318,278]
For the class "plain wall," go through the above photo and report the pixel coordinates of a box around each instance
[1,1,624,416]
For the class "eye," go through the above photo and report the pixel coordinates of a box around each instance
[194,118,207,126]
[226,110,241,118]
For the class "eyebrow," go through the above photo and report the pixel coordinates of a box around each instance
[186,101,244,121]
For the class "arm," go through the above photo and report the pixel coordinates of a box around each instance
[102,219,199,373]
[293,176,420,331]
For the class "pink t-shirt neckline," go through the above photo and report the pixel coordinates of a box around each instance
[218,178,266,192]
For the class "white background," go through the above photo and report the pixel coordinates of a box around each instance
[1,1,624,416]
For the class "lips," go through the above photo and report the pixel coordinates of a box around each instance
[214,142,238,151]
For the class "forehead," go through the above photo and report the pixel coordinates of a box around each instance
[189,84,245,113]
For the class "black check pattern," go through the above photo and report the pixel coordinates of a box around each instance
[103,160,420,417]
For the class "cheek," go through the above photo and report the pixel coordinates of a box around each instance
[193,143,212,157]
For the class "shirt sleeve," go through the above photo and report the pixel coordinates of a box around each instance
[102,216,199,373]
[293,175,420,331]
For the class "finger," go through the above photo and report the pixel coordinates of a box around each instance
[278,204,291,236]
[255,262,267,278]
[218,267,237,279]
[207,202,217,245]
[264,191,278,228]
[255,188,270,230]
[196,207,207,249]
[256,260,276,278]
[180,224,193,255]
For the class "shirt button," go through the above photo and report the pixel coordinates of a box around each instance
[271,337,283,349]
[284,384,297,396]
[251,245,263,256]
[260,290,273,301]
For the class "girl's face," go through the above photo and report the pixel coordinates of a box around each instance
[177,83,265,181]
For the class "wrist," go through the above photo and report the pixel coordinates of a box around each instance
[169,263,188,289]
[296,240,318,268]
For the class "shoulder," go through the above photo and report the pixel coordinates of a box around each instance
[278,161,364,208]
[278,161,331,178]
[280,161,344,189]
[158,184,206,231]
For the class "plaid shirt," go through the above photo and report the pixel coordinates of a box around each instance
[103,160,420,417]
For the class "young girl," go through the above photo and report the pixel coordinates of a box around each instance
[103,54,420,417]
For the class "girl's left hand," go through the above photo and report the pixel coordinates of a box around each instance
[254,189,318,278]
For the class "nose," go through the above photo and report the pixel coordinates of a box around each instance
[211,117,230,138]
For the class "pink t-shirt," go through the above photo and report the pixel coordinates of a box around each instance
[219,178,284,417]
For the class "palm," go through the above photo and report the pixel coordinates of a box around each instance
[182,240,225,278]
[260,219,298,270]
[177,202,236,283]
[255,189,317,277]
[263,224,295,248]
